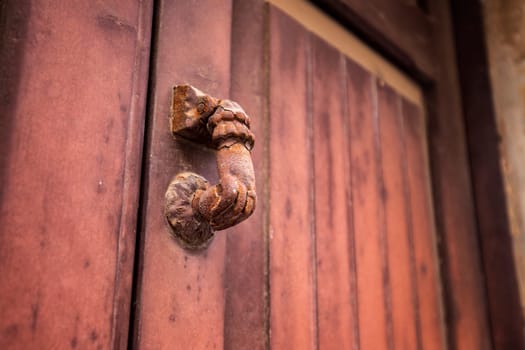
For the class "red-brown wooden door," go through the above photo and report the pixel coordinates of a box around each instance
[133,1,445,349]
[0,1,495,349]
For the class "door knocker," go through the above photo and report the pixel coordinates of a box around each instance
[165,85,256,249]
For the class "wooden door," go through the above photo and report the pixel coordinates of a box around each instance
[133,1,445,349]
[0,0,497,349]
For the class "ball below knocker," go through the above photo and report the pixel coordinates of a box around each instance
[165,172,214,250]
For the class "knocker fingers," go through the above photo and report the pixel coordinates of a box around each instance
[211,180,249,230]
[228,189,256,228]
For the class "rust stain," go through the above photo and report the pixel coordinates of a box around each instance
[285,198,293,218]
[96,14,135,33]
[4,324,19,338]
[30,303,38,333]
[89,329,98,343]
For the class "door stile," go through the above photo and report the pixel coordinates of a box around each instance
[223,0,268,348]
[132,0,233,348]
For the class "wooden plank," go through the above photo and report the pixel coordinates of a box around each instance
[450,1,525,348]
[223,0,267,348]
[311,35,358,350]
[0,0,153,349]
[269,7,317,349]
[312,0,435,81]
[132,0,232,348]
[377,84,420,350]
[402,100,445,350]
[271,0,495,347]
[425,1,493,348]
[346,59,390,349]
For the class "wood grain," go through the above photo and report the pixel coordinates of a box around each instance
[224,0,267,348]
[269,7,317,350]
[402,100,445,350]
[346,59,390,350]
[311,35,358,350]
[377,83,420,350]
[0,0,153,348]
[132,0,232,348]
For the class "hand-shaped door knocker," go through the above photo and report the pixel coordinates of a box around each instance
[165,85,256,249]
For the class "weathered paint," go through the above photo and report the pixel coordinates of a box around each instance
[0,0,153,348]
[484,0,525,329]
[131,0,232,348]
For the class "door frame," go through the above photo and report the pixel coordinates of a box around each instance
[451,1,524,348]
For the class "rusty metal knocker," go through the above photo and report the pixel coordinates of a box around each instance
[165,84,256,249]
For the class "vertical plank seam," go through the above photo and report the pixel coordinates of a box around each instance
[223,0,236,347]
[419,101,450,349]
[110,0,154,348]
[263,4,271,349]
[372,79,394,350]
[398,97,424,350]
[306,32,320,350]
[342,56,361,350]
[127,0,161,347]
[424,94,456,350]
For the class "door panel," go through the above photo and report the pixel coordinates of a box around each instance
[269,9,317,349]
[377,84,420,350]
[0,1,153,349]
[311,32,357,350]
[135,2,445,349]
[224,0,267,348]
[133,1,232,348]
[403,99,445,349]
[346,57,392,350]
